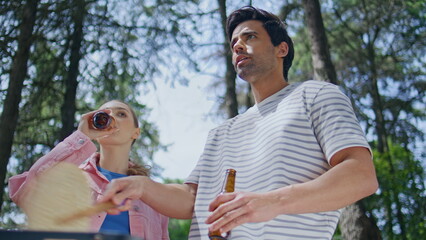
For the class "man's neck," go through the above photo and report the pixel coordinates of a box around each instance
[250,75,288,103]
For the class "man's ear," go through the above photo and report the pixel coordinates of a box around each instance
[276,41,289,58]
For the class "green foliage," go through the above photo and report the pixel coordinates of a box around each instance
[368,141,426,239]
[288,26,313,83]
[0,0,425,238]
[0,0,202,228]
[163,178,191,239]
[325,0,425,140]
[322,0,425,238]
[168,218,191,240]
[288,0,425,238]
[331,226,343,240]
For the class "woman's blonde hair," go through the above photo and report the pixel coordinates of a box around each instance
[127,163,150,176]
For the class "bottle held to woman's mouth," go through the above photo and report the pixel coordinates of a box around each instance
[89,111,115,130]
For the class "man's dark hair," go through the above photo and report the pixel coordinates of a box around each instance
[226,6,294,81]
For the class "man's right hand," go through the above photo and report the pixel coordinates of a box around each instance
[98,175,148,214]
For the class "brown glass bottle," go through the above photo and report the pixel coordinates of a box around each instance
[89,111,115,130]
[208,168,236,240]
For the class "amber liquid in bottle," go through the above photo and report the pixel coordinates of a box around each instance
[208,168,236,240]
[89,111,114,130]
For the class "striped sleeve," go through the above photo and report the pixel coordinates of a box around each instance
[309,84,371,163]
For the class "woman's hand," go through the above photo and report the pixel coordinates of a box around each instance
[78,109,118,140]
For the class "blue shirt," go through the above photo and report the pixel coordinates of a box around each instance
[97,166,130,235]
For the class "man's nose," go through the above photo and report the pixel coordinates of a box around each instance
[233,39,245,53]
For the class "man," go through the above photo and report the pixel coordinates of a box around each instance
[101,6,378,239]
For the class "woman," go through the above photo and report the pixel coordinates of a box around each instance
[9,100,169,240]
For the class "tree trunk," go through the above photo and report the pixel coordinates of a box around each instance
[0,0,38,212]
[279,2,300,21]
[366,38,407,239]
[59,0,86,140]
[218,0,238,118]
[339,201,382,240]
[302,0,337,84]
[301,1,380,239]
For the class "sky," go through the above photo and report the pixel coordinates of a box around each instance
[143,77,219,180]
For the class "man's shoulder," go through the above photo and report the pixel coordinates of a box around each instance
[207,106,256,137]
[296,79,336,88]
[292,80,342,97]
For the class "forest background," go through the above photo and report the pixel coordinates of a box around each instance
[0,0,424,239]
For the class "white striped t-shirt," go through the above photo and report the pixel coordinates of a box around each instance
[185,80,371,240]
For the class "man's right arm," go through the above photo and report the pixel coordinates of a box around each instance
[101,176,197,219]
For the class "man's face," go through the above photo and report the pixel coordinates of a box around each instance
[230,20,279,81]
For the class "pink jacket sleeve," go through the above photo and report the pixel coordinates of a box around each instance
[8,130,97,206]
[162,214,170,239]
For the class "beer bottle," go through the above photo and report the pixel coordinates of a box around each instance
[208,168,236,240]
[89,111,115,130]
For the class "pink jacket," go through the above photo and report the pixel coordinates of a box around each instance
[8,130,169,240]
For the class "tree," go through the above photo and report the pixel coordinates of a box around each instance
[217,0,238,118]
[0,0,38,212]
[196,1,258,120]
[59,0,87,141]
[0,0,202,225]
[339,202,382,240]
[371,142,426,239]
[324,0,425,238]
[301,0,337,84]
[301,0,381,238]
[1,1,424,238]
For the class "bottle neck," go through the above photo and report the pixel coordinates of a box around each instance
[221,169,236,193]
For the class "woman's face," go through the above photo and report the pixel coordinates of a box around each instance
[96,100,140,146]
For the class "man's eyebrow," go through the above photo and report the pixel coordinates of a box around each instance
[235,30,258,38]
[241,30,258,36]
[231,30,258,44]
